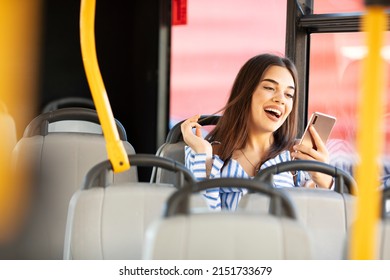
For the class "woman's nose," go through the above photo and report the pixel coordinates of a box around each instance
[272,92,285,104]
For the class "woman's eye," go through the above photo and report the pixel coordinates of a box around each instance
[264,86,275,91]
[286,93,294,98]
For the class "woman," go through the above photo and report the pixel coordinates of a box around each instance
[181,53,333,211]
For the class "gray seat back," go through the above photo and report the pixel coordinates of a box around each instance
[64,154,196,260]
[380,218,390,259]
[380,187,390,259]
[9,108,137,259]
[282,188,355,259]
[345,188,389,260]
[42,97,95,113]
[143,177,313,260]
[240,160,358,260]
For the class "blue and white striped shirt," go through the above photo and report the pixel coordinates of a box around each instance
[184,146,310,211]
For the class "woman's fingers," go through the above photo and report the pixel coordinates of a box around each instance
[181,115,199,132]
[181,115,208,150]
[292,126,329,163]
[292,145,327,162]
[181,116,213,155]
[308,126,329,162]
[292,126,332,188]
[309,125,327,153]
[186,114,200,124]
[195,125,203,137]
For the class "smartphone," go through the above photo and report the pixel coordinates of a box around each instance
[298,112,336,150]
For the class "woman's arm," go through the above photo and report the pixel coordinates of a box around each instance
[184,146,224,210]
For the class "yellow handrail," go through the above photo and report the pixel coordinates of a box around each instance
[0,0,42,244]
[80,0,130,172]
[349,5,388,259]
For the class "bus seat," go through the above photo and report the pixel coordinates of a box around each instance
[41,97,100,133]
[345,188,390,260]
[244,160,358,260]
[42,96,95,113]
[8,107,137,260]
[63,154,196,260]
[279,188,356,260]
[380,219,390,259]
[150,115,219,185]
[143,177,312,260]
[380,187,390,259]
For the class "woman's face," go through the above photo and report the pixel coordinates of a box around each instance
[249,65,295,134]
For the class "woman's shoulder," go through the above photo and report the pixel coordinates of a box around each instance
[273,150,291,161]
[184,141,221,155]
[184,143,224,163]
[261,150,291,168]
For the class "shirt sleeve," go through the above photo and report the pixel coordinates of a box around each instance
[184,145,224,210]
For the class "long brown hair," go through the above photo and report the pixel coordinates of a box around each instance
[206,53,299,165]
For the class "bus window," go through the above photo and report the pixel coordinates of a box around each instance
[170,0,287,128]
[309,31,390,174]
[313,0,365,14]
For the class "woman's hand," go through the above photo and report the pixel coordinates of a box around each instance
[291,125,333,189]
[181,115,213,157]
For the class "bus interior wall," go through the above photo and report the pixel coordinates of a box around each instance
[38,0,162,181]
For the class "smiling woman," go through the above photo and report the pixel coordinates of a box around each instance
[0,0,388,266]
[180,53,333,211]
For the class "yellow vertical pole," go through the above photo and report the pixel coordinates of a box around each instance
[0,0,42,243]
[80,0,130,172]
[349,4,388,259]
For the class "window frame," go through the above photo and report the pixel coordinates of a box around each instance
[285,0,390,134]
